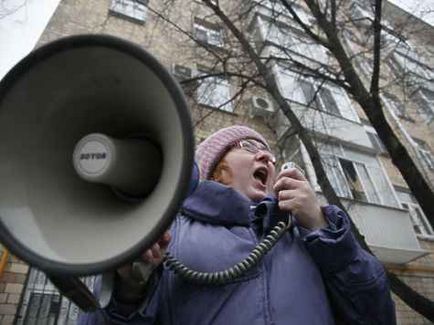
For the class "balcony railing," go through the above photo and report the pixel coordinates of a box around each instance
[338,197,428,264]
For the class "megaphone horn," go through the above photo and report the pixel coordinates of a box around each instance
[0,35,194,276]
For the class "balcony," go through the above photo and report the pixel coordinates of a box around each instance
[275,104,373,151]
[319,195,429,264]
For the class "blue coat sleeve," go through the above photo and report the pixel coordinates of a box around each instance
[298,205,396,325]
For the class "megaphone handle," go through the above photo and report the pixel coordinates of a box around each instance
[94,264,154,310]
[47,274,100,312]
[132,260,156,283]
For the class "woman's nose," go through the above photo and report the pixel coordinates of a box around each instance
[255,150,276,165]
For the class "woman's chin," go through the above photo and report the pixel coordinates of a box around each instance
[247,189,268,202]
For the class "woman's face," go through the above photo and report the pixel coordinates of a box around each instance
[222,147,276,202]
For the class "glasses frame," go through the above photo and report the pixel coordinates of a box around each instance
[235,139,276,164]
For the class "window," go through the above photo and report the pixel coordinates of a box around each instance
[196,71,233,112]
[109,0,148,23]
[193,19,224,47]
[366,131,387,153]
[320,143,399,206]
[350,2,374,25]
[389,51,433,82]
[16,268,97,325]
[277,69,359,122]
[382,93,411,121]
[413,138,434,171]
[363,121,388,154]
[298,80,340,116]
[322,156,352,198]
[319,87,342,116]
[359,57,373,77]
[339,158,381,203]
[260,0,314,26]
[23,292,61,324]
[264,22,329,64]
[413,88,434,124]
[322,154,381,204]
[396,189,434,237]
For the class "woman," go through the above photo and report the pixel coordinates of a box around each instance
[80,125,395,324]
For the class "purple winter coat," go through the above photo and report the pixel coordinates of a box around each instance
[79,181,396,324]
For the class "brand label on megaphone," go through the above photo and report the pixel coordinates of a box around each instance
[80,152,107,160]
[76,141,109,175]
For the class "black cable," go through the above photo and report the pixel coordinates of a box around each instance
[164,220,290,285]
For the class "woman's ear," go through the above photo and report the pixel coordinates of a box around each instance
[211,159,233,186]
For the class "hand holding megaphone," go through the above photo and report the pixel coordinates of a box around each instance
[114,231,171,304]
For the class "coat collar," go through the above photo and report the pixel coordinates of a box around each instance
[181,180,253,226]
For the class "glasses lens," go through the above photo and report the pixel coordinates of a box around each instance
[239,139,269,153]
[238,139,276,164]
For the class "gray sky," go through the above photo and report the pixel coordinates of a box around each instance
[0,0,60,79]
[0,0,433,80]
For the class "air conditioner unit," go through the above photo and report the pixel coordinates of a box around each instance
[172,64,194,81]
[249,96,274,119]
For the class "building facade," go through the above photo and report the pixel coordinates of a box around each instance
[0,0,433,323]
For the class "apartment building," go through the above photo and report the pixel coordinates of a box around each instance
[0,0,432,323]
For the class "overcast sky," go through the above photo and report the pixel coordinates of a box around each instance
[0,0,433,80]
[0,0,61,79]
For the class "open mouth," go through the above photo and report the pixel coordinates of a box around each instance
[253,167,268,187]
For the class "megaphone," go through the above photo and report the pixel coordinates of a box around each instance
[0,35,195,276]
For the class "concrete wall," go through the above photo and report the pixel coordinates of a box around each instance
[0,248,28,324]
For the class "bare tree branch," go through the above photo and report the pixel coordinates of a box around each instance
[278,0,329,48]
[370,0,382,94]
[331,0,336,27]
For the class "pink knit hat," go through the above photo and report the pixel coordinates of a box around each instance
[195,125,270,179]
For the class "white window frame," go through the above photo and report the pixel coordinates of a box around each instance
[260,0,314,26]
[412,138,434,171]
[338,157,381,204]
[262,20,329,64]
[364,125,387,154]
[109,0,148,24]
[16,268,97,325]
[382,94,412,121]
[322,154,352,198]
[400,201,434,239]
[390,51,434,82]
[193,20,224,48]
[359,57,373,78]
[196,71,233,112]
[277,69,359,122]
[350,2,374,22]
[320,145,383,204]
[413,88,434,124]
[419,149,434,170]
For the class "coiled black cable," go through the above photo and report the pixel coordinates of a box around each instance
[163,219,290,285]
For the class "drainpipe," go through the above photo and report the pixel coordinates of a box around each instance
[0,248,10,278]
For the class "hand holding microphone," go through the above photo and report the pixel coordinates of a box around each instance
[274,163,327,230]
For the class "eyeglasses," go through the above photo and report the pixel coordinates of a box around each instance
[235,139,276,164]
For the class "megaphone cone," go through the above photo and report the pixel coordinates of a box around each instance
[0,35,194,275]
